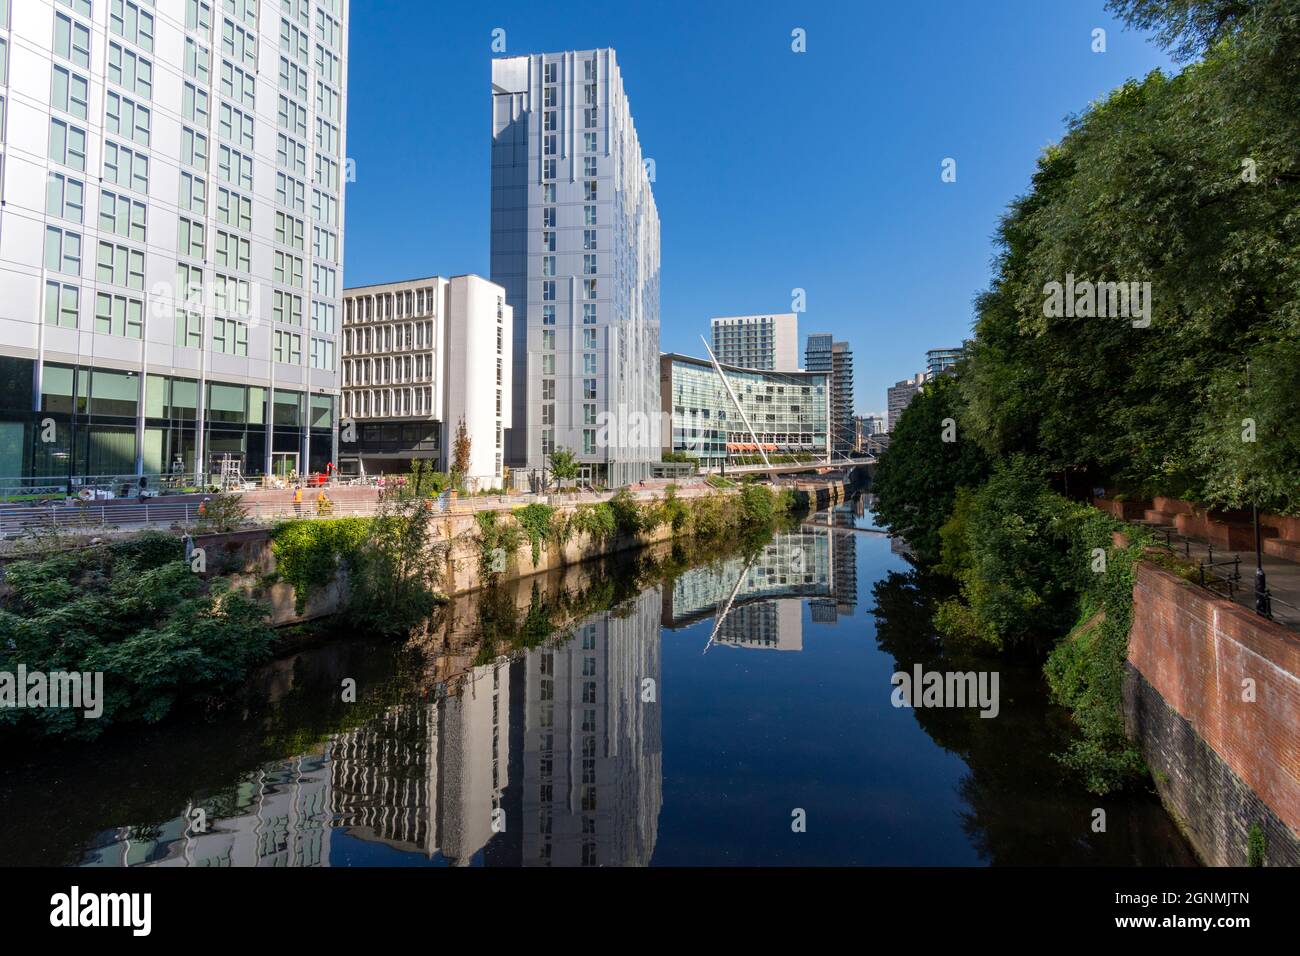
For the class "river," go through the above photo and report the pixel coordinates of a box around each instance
[0,495,1196,866]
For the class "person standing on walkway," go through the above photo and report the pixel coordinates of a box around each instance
[294,485,303,515]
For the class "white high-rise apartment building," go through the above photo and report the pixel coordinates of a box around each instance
[710,312,798,371]
[491,49,661,489]
[0,0,348,489]
[340,274,512,489]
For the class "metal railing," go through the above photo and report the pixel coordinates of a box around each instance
[1146,524,1296,625]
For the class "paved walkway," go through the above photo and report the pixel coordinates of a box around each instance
[1136,520,1300,631]
[0,479,728,539]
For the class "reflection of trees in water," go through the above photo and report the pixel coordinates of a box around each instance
[869,569,1196,866]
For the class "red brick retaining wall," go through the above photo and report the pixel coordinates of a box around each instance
[1126,561,1300,865]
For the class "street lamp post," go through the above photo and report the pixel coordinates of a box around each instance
[1245,360,1271,619]
[1253,503,1272,618]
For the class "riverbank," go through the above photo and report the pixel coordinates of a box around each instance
[0,483,798,744]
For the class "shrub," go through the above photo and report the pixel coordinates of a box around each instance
[662,484,690,533]
[607,488,644,538]
[349,498,444,632]
[196,491,250,533]
[1247,825,1266,867]
[935,456,1082,652]
[515,503,557,565]
[474,509,522,575]
[271,517,369,613]
[0,540,275,740]
[570,502,616,543]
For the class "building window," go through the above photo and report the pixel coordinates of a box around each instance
[44,226,81,275]
[44,281,80,328]
[94,291,143,339]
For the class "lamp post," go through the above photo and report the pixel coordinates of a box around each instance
[1253,503,1271,618]
[1245,360,1271,618]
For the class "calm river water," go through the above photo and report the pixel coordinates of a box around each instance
[0,495,1196,866]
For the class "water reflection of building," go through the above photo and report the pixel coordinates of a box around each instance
[718,599,804,651]
[84,589,666,868]
[330,662,510,864]
[84,660,512,868]
[668,531,833,619]
[515,587,663,866]
[664,528,851,650]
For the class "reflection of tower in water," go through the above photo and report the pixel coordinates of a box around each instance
[516,586,664,866]
[330,659,510,865]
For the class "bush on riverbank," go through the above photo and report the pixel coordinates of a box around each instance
[348,498,446,632]
[470,485,797,576]
[931,459,1152,791]
[0,532,276,741]
[273,499,445,633]
[270,517,369,613]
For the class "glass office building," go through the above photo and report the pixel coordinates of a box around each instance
[659,353,829,469]
[0,0,349,490]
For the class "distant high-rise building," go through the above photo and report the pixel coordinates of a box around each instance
[887,374,926,432]
[805,335,854,457]
[854,414,885,452]
[0,0,350,487]
[710,313,798,371]
[491,50,661,488]
[926,347,964,378]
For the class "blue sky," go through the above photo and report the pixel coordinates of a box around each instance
[342,0,1173,416]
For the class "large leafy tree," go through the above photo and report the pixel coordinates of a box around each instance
[872,374,990,564]
[961,0,1299,510]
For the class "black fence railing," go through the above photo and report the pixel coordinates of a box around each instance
[1147,524,1294,624]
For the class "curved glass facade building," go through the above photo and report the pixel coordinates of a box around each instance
[659,352,829,470]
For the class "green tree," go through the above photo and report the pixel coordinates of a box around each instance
[959,0,1299,502]
[548,447,579,490]
[872,374,990,565]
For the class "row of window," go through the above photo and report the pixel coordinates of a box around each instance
[541,303,598,326]
[342,321,434,354]
[343,287,438,324]
[343,387,433,420]
[541,227,598,251]
[542,278,598,301]
[341,352,434,386]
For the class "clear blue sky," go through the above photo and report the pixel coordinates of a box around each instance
[342,0,1173,417]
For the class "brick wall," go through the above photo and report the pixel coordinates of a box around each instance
[1125,561,1300,865]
